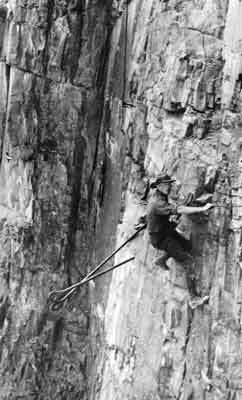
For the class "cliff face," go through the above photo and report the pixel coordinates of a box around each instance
[1,0,242,399]
[0,1,113,398]
[93,1,242,399]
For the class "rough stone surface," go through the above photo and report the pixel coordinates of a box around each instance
[1,1,242,400]
[92,1,242,400]
[0,1,115,398]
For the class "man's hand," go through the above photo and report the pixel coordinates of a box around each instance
[203,203,214,211]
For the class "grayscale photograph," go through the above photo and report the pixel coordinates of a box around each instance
[0,0,241,399]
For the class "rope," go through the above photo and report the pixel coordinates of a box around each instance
[49,256,135,311]
[48,225,146,311]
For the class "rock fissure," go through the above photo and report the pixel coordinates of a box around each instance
[42,0,55,75]
[88,24,113,217]
[0,63,10,163]
[185,26,222,38]
[64,127,86,285]
[0,61,92,89]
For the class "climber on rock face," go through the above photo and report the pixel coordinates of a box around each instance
[147,174,213,258]
[143,174,213,305]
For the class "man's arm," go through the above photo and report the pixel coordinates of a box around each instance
[154,204,177,215]
[135,203,176,229]
[177,203,213,215]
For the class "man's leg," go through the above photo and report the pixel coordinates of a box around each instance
[161,235,198,296]
[171,230,193,253]
[149,233,170,269]
[150,232,165,250]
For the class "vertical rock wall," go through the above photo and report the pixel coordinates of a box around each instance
[1,1,242,400]
[0,1,116,398]
[92,1,242,399]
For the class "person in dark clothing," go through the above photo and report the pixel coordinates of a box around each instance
[147,191,192,261]
[147,175,212,256]
[146,174,213,305]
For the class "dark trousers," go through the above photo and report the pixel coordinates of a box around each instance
[149,230,198,295]
[149,230,192,262]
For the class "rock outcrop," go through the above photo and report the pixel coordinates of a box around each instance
[0,1,113,398]
[1,1,242,400]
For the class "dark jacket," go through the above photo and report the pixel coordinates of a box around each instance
[147,196,177,241]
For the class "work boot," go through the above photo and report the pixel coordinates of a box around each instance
[188,295,209,310]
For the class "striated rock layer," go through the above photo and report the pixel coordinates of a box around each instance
[0,1,116,398]
[92,1,242,400]
[1,0,242,400]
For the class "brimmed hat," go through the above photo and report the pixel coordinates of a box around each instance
[150,174,175,189]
